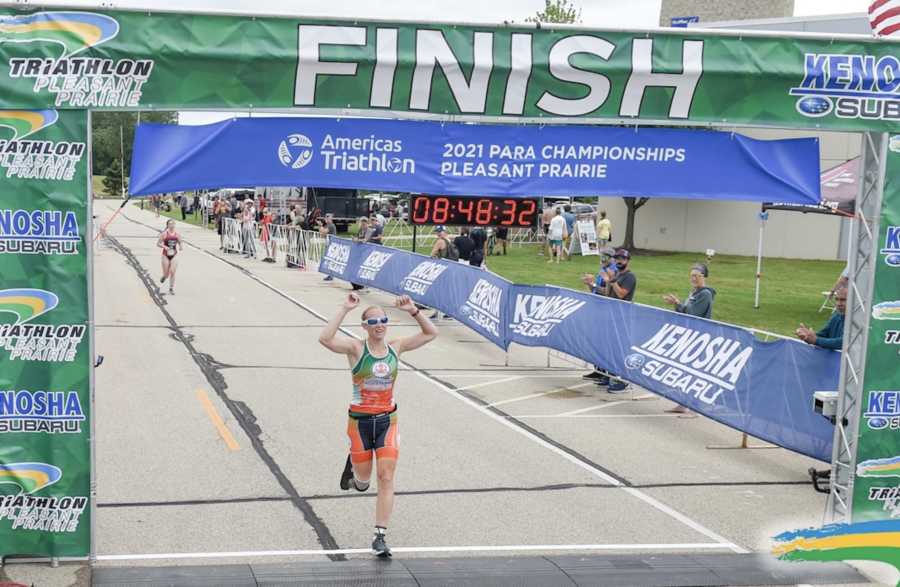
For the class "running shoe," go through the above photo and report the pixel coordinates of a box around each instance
[429,311,440,320]
[582,371,604,380]
[372,533,391,558]
[593,375,610,386]
[160,275,166,284]
[168,288,174,295]
[607,380,629,394]
[339,455,353,491]
[323,275,334,282]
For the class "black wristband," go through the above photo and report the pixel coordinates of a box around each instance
[411,309,420,317]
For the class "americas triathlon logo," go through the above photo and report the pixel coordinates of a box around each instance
[0,110,85,181]
[0,288,86,363]
[625,323,753,405]
[356,250,392,281]
[278,133,314,169]
[0,208,80,255]
[790,54,900,121]
[2,11,155,108]
[460,279,502,337]
[0,462,89,534]
[509,293,585,338]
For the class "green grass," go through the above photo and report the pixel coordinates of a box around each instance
[482,244,841,337]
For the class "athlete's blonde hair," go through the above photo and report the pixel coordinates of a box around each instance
[361,305,385,321]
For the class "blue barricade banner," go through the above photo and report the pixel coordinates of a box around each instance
[507,284,838,462]
[323,238,511,348]
[324,240,839,462]
[131,117,821,205]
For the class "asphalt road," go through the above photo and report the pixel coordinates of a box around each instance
[4,200,852,585]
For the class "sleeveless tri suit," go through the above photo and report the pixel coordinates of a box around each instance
[346,342,400,463]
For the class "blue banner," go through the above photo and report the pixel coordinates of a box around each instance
[131,117,821,205]
[326,238,511,348]
[324,239,840,462]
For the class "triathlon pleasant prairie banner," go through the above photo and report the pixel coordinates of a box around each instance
[129,118,821,202]
[0,109,91,556]
[320,237,838,462]
[0,9,899,132]
[852,136,900,521]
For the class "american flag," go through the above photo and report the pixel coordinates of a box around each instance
[869,0,900,37]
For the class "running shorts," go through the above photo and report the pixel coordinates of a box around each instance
[346,408,398,463]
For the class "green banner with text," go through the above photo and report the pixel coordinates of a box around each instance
[0,108,91,557]
[853,136,900,521]
[0,8,899,132]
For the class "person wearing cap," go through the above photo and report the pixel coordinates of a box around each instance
[428,226,456,320]
[596,210,612,249]
[662,263,715,415]
[600,248,637,393]
[663,264,715,319]
[581,246,619,384]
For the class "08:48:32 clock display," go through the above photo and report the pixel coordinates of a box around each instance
[410,195,538,227]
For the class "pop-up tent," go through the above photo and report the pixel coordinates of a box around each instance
[754,158,858,307]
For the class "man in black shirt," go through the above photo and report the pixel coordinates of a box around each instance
[454,228,476,262]
[469,226,487,267]
[601,248,637,393]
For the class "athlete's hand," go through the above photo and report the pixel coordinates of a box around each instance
[394,295,416,314]
[343,293,361,311]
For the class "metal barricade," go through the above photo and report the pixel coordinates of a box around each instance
[222,217,242,253]
[284,227,326,269]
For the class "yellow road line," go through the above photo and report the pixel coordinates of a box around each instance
[195,388,240,451]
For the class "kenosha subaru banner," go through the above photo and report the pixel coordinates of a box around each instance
[853,141,900,522]
[0,9,897,132]
[0,109,91,556]
[322,237,838,461]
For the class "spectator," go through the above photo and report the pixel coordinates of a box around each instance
[320,214,337,282]
[540,205,554,256]
[454,227,476,263]
[581,247,617,385]
[494,226,508,256]
[260,209,276,262]
[829,265,849,302]
[796,287,846,350]
[596,210,612,249]
[429,226,457,320]
[192,193,201,219]
[562,204,576,260]
[374,209,386,227]
[290,205,304,227]
[663,264,715,319]
[367,215,384,244]
[470,226,487,263]
[179,193,188,221]
[547,208,567,264]
[214,197,229,250]
[601,248,637,393]
[349,217,369,292]
[240,199,256,258]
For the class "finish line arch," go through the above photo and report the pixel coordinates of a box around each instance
[0,4,897,560]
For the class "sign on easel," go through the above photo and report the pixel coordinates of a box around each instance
[575,220,599,256]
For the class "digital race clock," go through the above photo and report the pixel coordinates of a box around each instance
[410,195,539,227]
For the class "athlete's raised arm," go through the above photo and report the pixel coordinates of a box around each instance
[389,295,437,355]
[319,293,363,356]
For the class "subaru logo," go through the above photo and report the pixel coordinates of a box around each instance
[624,353,645,370]
[867,417,888,430]
[278,133,314,169]
[796,96,832,117]
[886,254,900,267]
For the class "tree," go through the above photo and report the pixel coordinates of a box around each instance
[101,158,125,197]
[92,111,177,179]
[621,197,650,251]
[527,0,581,24]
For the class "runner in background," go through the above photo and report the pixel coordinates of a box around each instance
[318,292,438,557]
[157,219,182,295]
